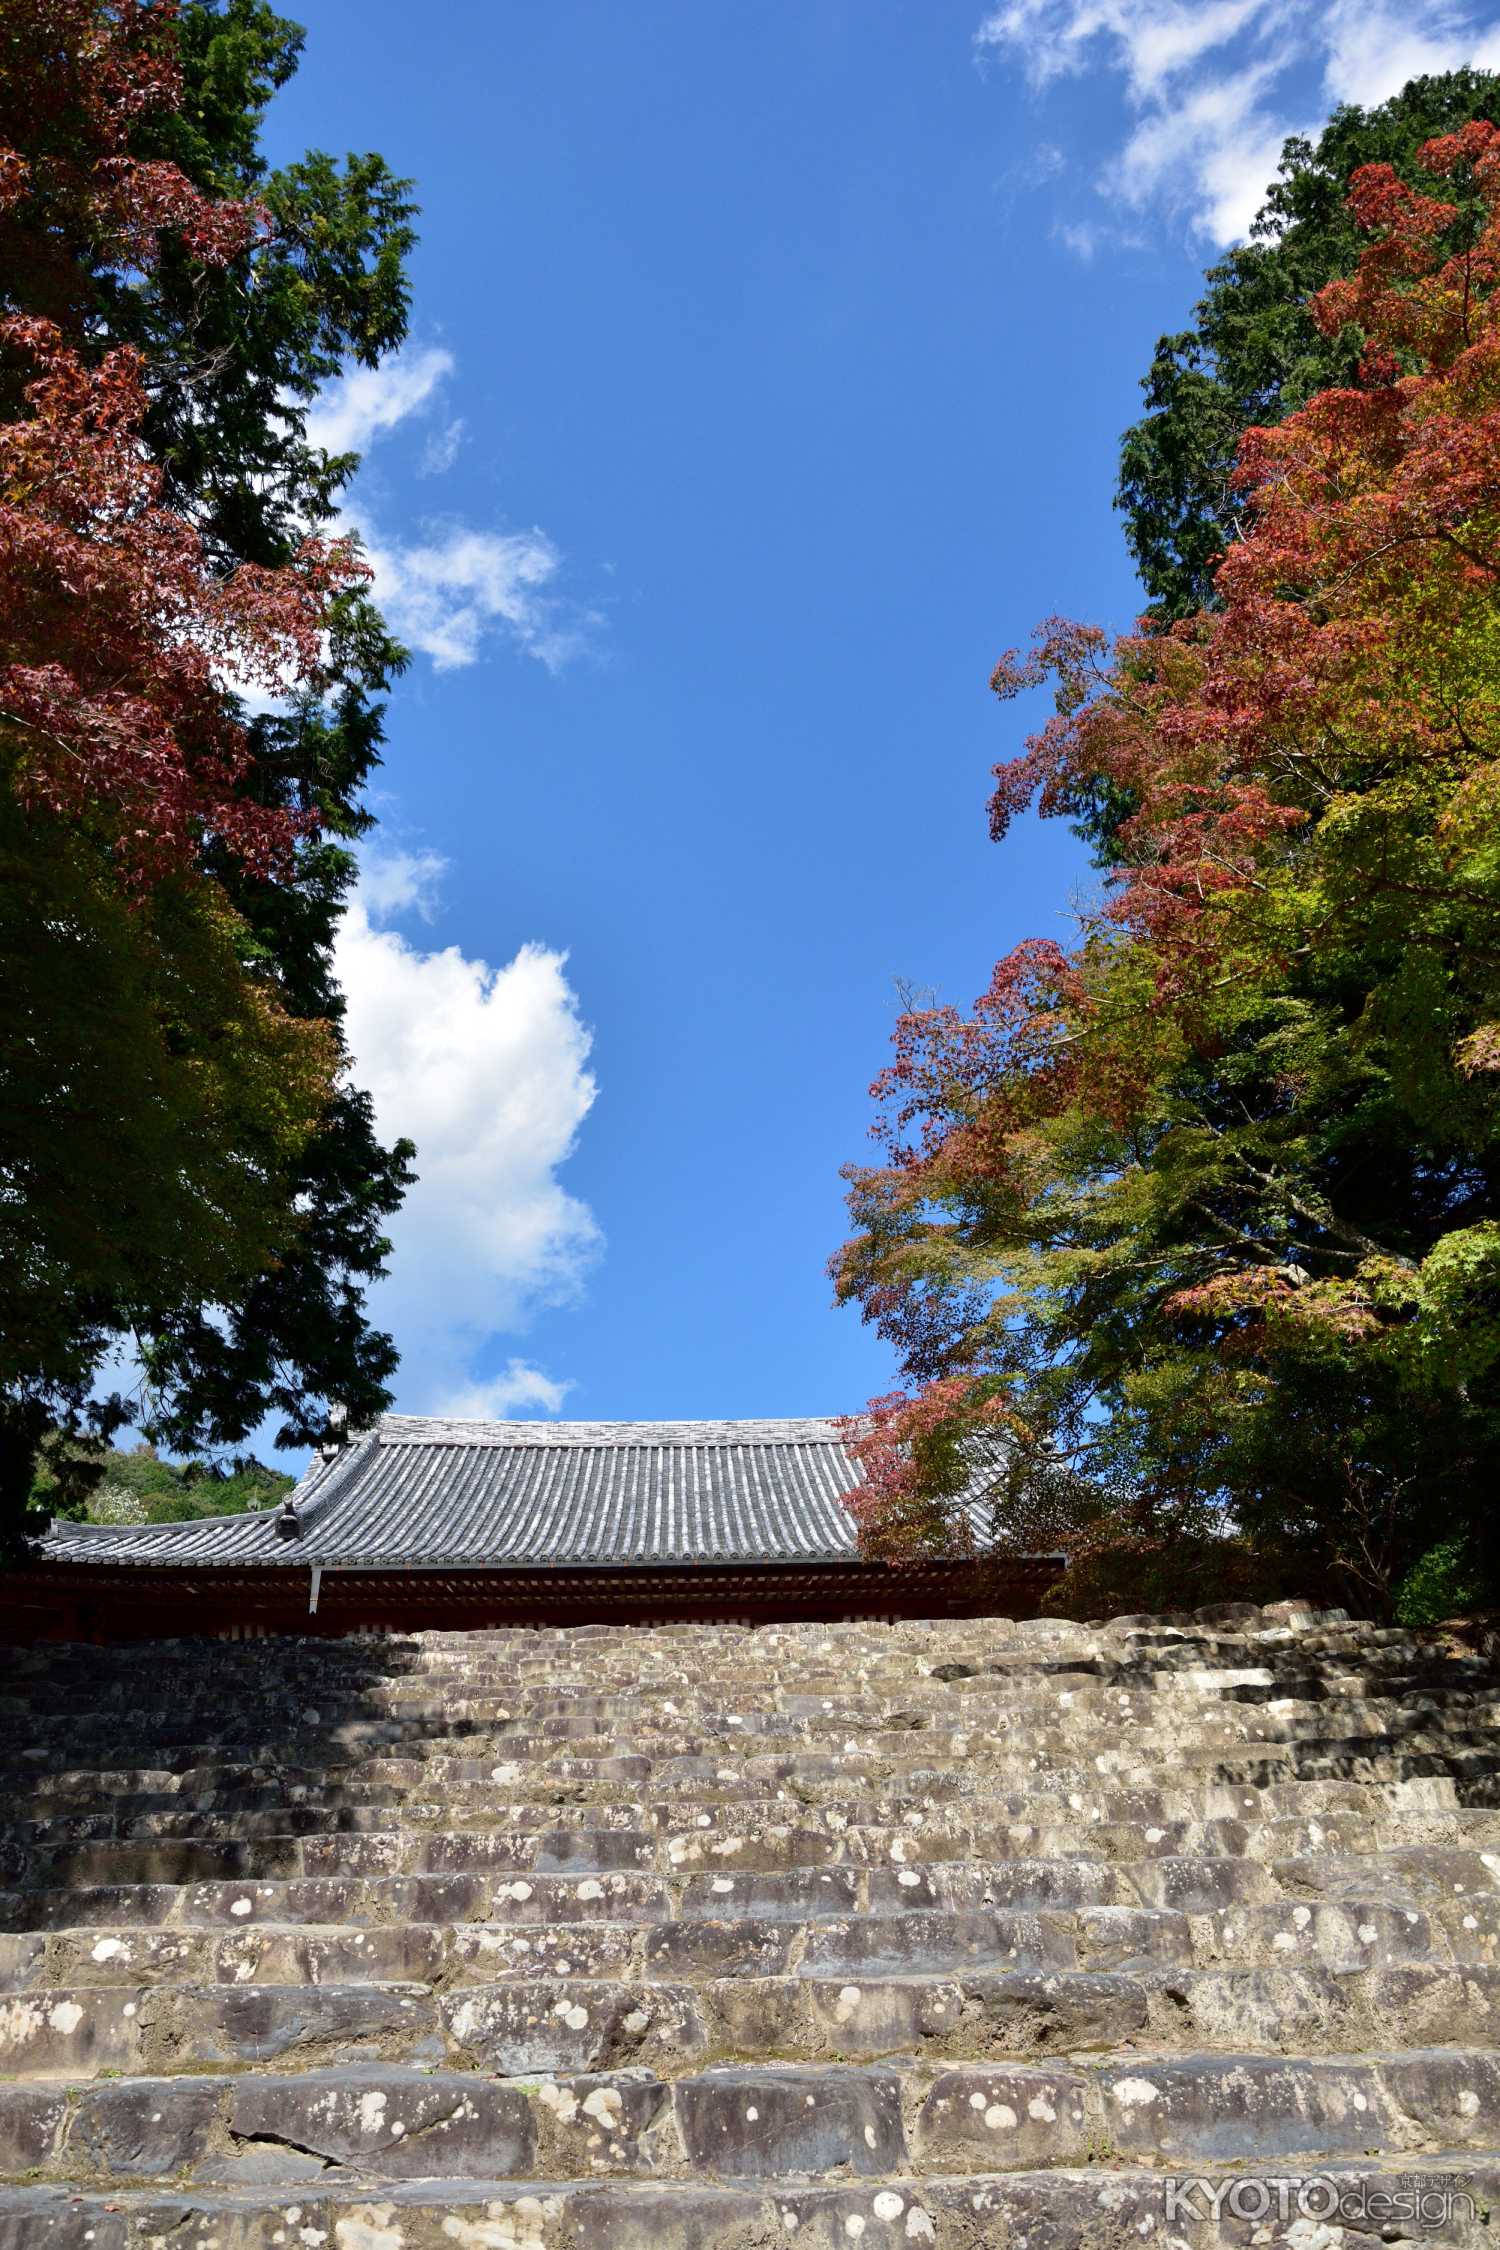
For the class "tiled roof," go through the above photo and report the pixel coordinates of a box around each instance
[37,1415,1017,1573]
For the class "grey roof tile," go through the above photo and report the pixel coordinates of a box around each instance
[38,1415,1013,1572]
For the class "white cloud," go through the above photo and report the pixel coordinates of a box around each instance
[431,1364,574,1420]
[354,840,448,923]
[358,518,582,673]
[420,417,466,476]
[982,0,1271,97]
[1322,0,1500,108]
[334,864,599,1420]
[305,346,455,458]
[1052,214,1149,258]
[978,0,1500,243]
[1116,57,1295,241]
[1055,218,1104,259]
[305,344,590,672]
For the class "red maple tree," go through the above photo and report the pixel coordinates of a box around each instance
[836,126,1500,1605]
[0,0,363,883]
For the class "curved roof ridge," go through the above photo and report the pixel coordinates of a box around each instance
[375,1413,850,1448]
[288,1426,381,1521]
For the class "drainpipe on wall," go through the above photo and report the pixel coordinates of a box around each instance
[308,1564,322,1616]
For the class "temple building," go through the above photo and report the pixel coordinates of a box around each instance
[9,1414,1062,1641]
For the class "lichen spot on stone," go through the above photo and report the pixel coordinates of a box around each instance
[1111,2077,1161,2109]
[1284,2224,1343,2250]
[334,2210,402,2250]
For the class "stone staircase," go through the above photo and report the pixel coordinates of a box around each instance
[0,1602,1497,2246]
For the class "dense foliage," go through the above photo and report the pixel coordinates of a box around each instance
[0,1,416,1543]
[1396,1537,1489,1626]
[837,126,1500,1617]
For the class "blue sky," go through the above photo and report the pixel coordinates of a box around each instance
[262,0,1500,1435]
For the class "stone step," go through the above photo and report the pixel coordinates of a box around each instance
[0,1626,1411,1674]
[10,1745,1498,1822]
[5,1647,1493,1692]
[8,1746,1475,1800]
[0,1613,1454,1675]
[4,2163,1500,2250]
[3,1636,1488,1689]
[3,1949,1497,2059]
[5,1674,1493,1737]
[0,1889,1475,1974]
[10,1770,1473,1842]
[0,1832,1279,1902]
[14,1705,1490,1758]
[4,1864,1493,1957]
[7,1959,1500,2077]
[0,1890,1471,1979]
[11,1679,1485,1727]
[0,2050,1497,2175]
[11,1719,1500,1791]
[14,1646,1459,1694]
[21,1804,1499,1867]
[6,1825,1497,1913]
[0,1615,1412,1682]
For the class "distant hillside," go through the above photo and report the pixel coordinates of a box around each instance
[31,1440,294,1526]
